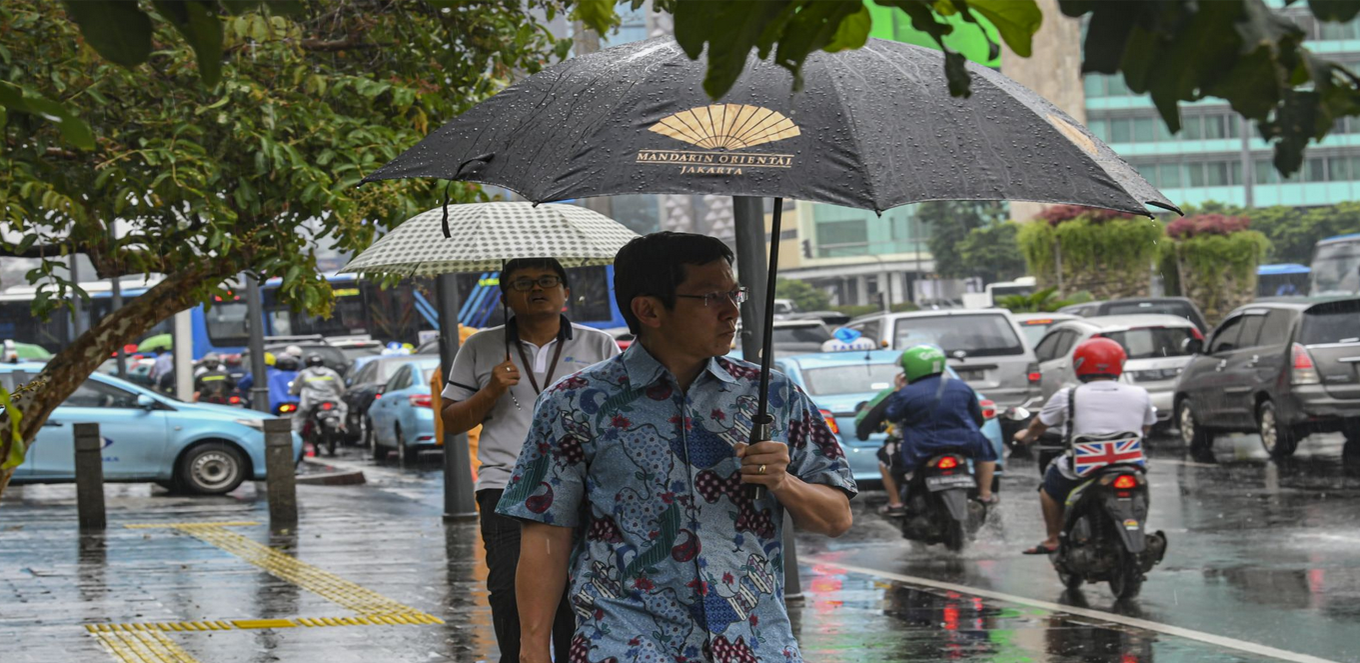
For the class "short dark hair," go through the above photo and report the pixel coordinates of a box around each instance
[499,258,569,293]
[613,232,735,334]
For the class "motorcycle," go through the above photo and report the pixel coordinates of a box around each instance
[1049,440,1168,599]
[899,447,988,551]
[302,400,344,457]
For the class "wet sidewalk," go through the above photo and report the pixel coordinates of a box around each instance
[0,479,1301,663]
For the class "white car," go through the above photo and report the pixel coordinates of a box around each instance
[1032,314,1201,426]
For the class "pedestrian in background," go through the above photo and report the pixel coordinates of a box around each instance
[499,233,856,663]
[440,257,619,663]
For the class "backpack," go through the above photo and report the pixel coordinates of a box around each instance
[1064,386,1146,477]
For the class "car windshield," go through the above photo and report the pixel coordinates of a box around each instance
[801,363,901,396]
[1099,327,1195,359]
[339,345,382,361]
[772,325,832,344]
[892,315,1024,357]
[415,359,442,383]
[1104,301,1196,323]
[1300,304,1360,345]
[1311,241,1360,295]
[1018,320,1057,347]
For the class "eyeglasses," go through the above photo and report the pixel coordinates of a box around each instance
[508,275,563,291]
[675,287,748,308]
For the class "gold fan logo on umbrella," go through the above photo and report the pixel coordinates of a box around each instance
[638,104,800,175]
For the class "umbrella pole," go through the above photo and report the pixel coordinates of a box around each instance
[748,198,784,501]
[501,259,522,411]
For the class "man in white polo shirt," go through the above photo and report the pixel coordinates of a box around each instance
[440,257,619,663]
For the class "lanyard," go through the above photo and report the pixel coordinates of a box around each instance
[515,338,566,395]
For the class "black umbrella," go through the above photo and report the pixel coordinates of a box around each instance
[363,36,1179,492]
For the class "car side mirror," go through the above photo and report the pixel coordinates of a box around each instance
[1183,337,1204,355]
[136,394,156,410]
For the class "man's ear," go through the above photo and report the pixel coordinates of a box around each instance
[630,296,665,331]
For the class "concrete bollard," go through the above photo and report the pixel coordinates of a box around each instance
[263,418,298,531]
[73,423,106,531]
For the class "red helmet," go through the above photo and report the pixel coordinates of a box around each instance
[1073,337,1126,380]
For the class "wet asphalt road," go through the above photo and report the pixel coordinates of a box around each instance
[2,428,1358,663]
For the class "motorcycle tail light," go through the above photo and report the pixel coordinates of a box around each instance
[321,402,334,410]
[373,393,382,400]
[229,396,241,404]
[1291,343,1320,385]
[818,409,840,435]
[936,456,959,470]
[409,394,433,408]
[978,399,996,420]
[279,403,296,413]
[1112,475,1137,489]
[1191,327,1204,341]
[1026,362,1041,383]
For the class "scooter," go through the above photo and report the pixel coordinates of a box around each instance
[1050,457,1168,599]
[899,448,988,551]
[303,400,344,457]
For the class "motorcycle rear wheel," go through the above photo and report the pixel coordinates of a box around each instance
[1108,545,1144,599]
[943,519,966,552]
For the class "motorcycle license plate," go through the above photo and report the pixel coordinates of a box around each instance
[925,474,974,491]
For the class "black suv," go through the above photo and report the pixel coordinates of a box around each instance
[1060,297,1209,334]
[1174,298,1360,459]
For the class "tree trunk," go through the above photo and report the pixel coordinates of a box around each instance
[0,263,232,497]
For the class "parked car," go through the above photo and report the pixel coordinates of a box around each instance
[0,363,301,495]
[1010,312,1079,349]
[774,350,1005,485]
[343,355,426,444]
[367,356,444,462]
[1175,298,1360,458]
[1033,315,1200,428]
[841,309,1041,414]
[1060,297,1209,335]
[731,319,836,357]
[601,327,634,351]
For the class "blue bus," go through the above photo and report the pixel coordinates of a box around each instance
[1257,263,1311,298]
[1311,233,1360,297]
[0,266,626,359]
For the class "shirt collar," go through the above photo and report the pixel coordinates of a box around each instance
[506,314,574,346]
[622,343,739,388]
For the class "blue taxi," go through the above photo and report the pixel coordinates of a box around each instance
[774,350,1006,485]
[2,363,302,495]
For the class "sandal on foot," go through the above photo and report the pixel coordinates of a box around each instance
[877,504,907,518]
[1022,542,1058,555]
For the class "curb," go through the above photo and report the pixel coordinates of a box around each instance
[297,458,367,486]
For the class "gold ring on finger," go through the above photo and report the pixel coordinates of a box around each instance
[758,464,766,475]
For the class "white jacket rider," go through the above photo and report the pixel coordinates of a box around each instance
[289,353,347,433]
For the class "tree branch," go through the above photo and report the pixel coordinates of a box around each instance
[299,36,391,52]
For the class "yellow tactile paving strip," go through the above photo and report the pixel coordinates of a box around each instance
[87,522,445,663]
[95,630,198,663]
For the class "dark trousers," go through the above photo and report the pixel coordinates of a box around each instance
[477,489,575,663]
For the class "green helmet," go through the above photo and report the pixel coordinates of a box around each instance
[899,344,947,383]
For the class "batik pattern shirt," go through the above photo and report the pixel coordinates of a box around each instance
[498,344,857,663]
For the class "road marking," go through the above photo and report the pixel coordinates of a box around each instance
[89,522,446,663]
[818,560,1341,663]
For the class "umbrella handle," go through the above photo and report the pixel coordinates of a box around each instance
[747,417,772,501]
[747,197,786,502]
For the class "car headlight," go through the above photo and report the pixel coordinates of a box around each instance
[234,418,265,430]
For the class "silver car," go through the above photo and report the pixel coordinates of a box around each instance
[1032,314,1200,425]
[842,309,1041,410]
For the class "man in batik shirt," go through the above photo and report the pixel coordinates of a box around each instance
[499,232,857,663]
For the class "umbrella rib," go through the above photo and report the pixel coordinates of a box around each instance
[822,67,883,212]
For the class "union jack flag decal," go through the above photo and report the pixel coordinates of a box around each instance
[1071,437,1145,477]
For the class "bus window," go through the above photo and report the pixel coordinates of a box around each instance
[565,265,614,326]
[1312,238,1360,295]
[205,301,249,346]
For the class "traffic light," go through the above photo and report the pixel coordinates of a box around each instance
[801,239,812,259]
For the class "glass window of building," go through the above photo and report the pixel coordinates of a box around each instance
[1205,115,1226,139]
[1255,160,1278,184]
[816,219,868,257]
[1135,163,1158,185]
[1186,162,1206,187]
[1308,157,1328,182]
[1133,117,1155,142]
[1332,156,1351,181]
[1182,115,1203,140]
[1158,163,1183,188]
[1084,74,1105,98]
[1111,118,1131,143]
[1205,161,1230,186]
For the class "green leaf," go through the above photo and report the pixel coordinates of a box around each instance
[965,0,1042,58]
[152,0,225,87]
[772,1,869,89]
[674,0,789,99]
[3,83,96,150]
[824,4,873,53]
[570,0,621,36]
[61,0,153,68]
